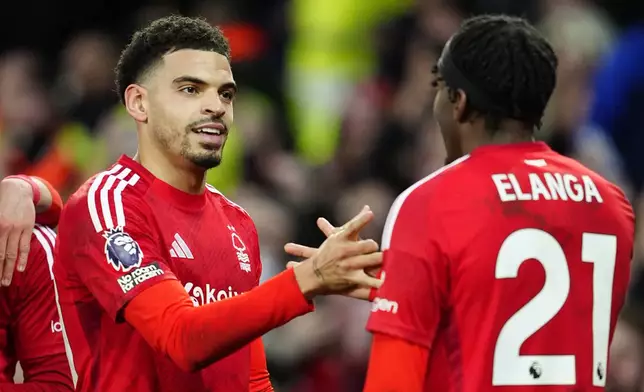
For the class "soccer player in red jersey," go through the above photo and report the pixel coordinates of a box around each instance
[360,15,635,392]
[0,176,72,390]
[53,16,382,392]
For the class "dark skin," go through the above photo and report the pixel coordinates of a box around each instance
[431,51,534,164]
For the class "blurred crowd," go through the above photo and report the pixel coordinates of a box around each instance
[3,0,644,390]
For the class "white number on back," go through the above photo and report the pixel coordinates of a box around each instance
[493,229,617,386]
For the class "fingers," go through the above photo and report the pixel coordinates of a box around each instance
[340,239,380,258]
[17,230,30,272]
[286,261,299,269]
[343,251,383,271]
[0,227,7,284]
[2,231,20,286]
[316,218,336,237]
[338,208,374,239]
[284,243,317,258]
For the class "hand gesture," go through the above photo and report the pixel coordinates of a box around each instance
[0,178,36,285]
[290,207,383,299]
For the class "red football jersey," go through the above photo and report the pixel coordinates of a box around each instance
[0,225,72,386]
[54,156,263,392]
[367,142,634,391]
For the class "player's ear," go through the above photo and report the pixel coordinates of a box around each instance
[453,89,467,123]
[124,84,148,123]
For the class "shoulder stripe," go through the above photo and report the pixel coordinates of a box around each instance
[381,155,470,250]
[205,184,250,218]
[88,165,140,232]
[33,224,56,280]
[32,225,78,385]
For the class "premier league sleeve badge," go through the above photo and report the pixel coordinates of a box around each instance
[103,227,144,272]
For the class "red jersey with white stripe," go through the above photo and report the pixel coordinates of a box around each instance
[54,155,262,392]
[366,142,634,392]
[0,225,73,388]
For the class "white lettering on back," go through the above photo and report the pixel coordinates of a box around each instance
[491,172,603,204]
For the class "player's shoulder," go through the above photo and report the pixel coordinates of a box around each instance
[551,152,632,207]
[393,155,472,211]
[205,184,254,224]
[62,160,153,232]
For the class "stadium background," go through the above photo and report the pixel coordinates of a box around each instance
[3,0,644,390]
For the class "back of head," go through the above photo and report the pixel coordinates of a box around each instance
[442,14,558,131]
[114,15,230,105]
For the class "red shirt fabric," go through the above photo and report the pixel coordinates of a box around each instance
[366,142,635,392]
[0,225,73,389]
[55,155,265,392]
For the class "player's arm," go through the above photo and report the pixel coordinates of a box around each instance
[364,333,429,392]
[1,175,63,226]
[0,176,63,286]
[6,226,73,391]
[65,192,379,373]
[32,177,63,227]
[363,190,448,391]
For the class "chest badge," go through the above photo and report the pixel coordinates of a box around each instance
[227,225,251,273]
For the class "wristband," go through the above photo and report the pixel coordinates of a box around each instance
[4,175,41,205]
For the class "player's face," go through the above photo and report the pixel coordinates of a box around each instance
[432,69,463,164]
[146,49,237,169]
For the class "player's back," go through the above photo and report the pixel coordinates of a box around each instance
[430,143,634,391]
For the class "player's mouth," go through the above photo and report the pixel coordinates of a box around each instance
[192,123,228,146]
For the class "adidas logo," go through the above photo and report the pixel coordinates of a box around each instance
[169,233,193,259]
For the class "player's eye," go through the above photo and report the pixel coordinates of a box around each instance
[220,90,235,102]
[180,86,199,95]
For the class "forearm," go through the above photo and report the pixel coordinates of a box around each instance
[125,269,314,372]
[30,178,62,227]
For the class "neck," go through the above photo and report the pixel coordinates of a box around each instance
[462,120,534,154]
[134,144,206,195]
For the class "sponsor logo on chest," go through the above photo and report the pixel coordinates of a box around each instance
[184,282,241,306]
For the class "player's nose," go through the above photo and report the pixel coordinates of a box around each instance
[201,92,226,117]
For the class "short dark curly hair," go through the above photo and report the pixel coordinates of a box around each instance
[115,15,230,104]
[440,14,558,131]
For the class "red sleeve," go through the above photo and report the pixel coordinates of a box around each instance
[59,190,177,321]
[363,333,428,392]
[366,188,448,349]
[123,269,312,372]
[33,178,63,228]
[249,338,272,392]
[3,227,73,390]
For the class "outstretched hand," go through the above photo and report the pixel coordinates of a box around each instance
[287,206,382,300]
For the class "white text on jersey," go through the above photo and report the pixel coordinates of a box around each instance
[371,297,399,314]
[184,282,241,307]
[491,172,603,203]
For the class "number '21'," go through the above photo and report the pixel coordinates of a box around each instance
[493,229,617,386]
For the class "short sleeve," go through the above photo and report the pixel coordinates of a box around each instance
[12,227,66,360]
[57,189,177,321]
[366,188,449,350]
